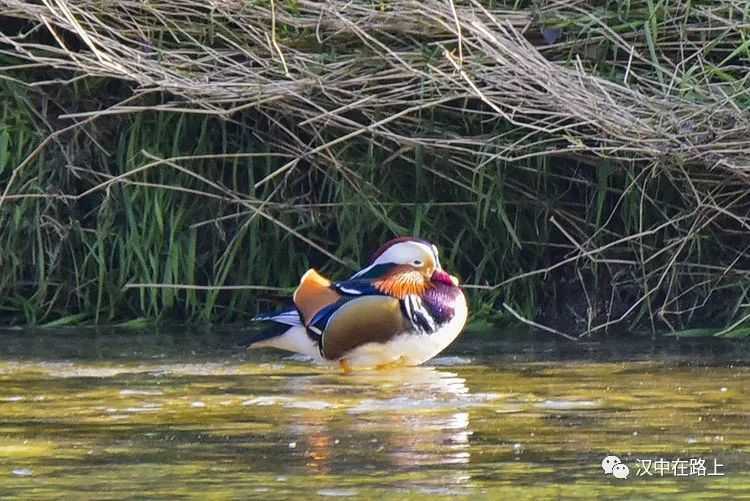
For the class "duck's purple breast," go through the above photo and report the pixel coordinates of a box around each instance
[422,283,462,325]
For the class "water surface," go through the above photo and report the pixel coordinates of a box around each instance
[1,328,749,499]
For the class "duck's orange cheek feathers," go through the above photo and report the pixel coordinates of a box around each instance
[374,271,428,299]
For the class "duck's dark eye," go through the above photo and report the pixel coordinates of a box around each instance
[413,260,423,266]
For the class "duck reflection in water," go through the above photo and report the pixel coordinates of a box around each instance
[276,366,475,491]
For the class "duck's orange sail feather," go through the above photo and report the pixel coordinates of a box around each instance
[293,269,340,325]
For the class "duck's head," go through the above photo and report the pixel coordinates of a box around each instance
[354,237,459,298]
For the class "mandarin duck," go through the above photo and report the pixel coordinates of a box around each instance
[246,237,467,370]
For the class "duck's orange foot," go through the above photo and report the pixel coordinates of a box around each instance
[375,356,409,371]
[339,359,353,374]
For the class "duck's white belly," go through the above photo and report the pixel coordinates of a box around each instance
[344,292,468,368]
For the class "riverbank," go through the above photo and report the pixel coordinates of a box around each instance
[1,1,749,337]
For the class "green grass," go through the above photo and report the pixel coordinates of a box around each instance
[0,78,546,326]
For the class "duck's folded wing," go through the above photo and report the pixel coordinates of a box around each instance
[319,295,407,360]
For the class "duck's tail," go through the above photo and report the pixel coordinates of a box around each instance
[241,308,322,360]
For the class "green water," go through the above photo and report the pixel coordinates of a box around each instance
[1,329,749,499]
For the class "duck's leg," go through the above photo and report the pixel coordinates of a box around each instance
[339,358,353,374]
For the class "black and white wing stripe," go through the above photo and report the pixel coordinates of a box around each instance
[401,294,437,334]
[252,308,302,326]
[330,279,381,297]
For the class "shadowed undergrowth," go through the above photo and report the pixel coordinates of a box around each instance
[0,1,749,337]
